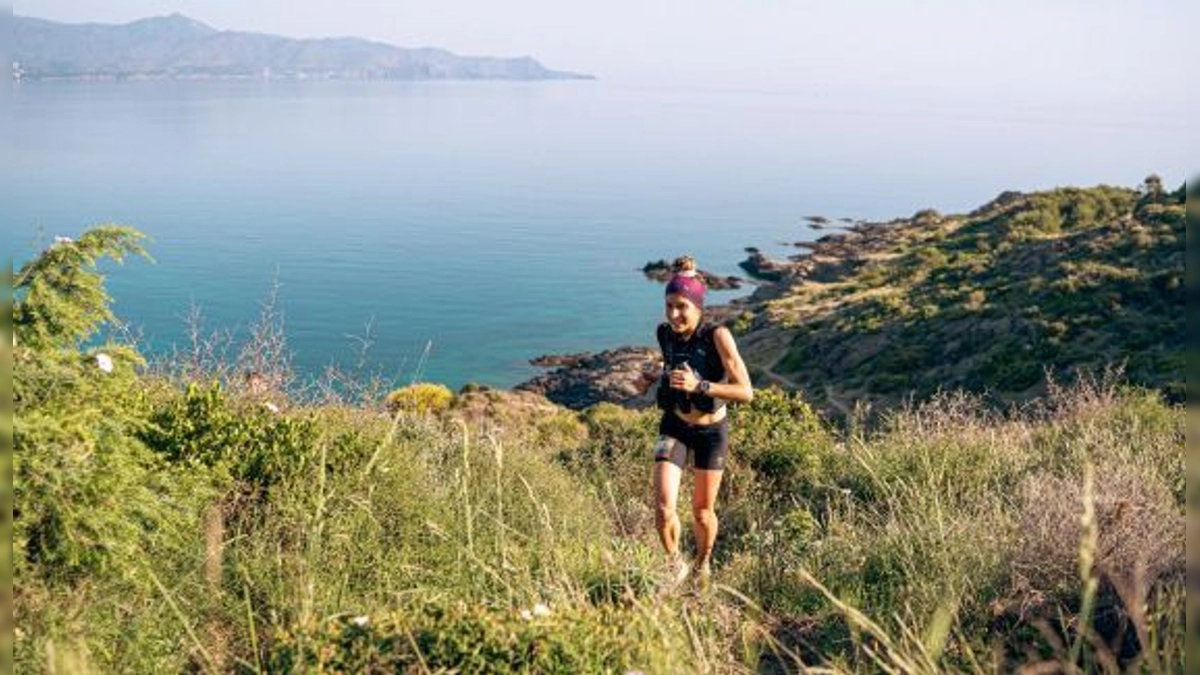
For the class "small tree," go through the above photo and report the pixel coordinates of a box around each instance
[14,224,219,603]
[14,226,148,351]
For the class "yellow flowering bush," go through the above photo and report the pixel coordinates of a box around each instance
[386,382,455,415]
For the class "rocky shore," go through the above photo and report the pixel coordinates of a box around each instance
[509,184,1185,417]
[515,346,663,409]
[514,299,754,410]
[740,212,951,285]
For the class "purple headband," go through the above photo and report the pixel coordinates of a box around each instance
[665,274,706,308]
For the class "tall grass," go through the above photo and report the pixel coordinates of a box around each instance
[15,343,1184,673]
[709,379,1184,673]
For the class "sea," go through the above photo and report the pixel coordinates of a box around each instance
[4,79,1190,389]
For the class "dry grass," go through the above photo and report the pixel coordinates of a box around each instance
[1012,465,1183,605]
[702,373,1184,673]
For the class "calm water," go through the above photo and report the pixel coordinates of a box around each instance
[4,80,1190,388]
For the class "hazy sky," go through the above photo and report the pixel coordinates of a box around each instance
[13,1,1197,104]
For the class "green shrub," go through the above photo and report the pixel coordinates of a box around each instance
[140,382,319,489]
[728,388,834,498]
[14,228,226,672]
[268,600,703,673]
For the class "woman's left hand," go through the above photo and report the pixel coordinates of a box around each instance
[669,362,701,392]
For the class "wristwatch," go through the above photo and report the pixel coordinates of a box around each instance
[699,380,711,394]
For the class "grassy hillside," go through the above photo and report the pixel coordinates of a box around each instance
[739,178,1185,413]
[11,225,1184,673]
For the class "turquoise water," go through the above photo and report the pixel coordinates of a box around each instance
[4,80,1190,388]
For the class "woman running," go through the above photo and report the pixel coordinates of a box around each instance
[652,255,753,590]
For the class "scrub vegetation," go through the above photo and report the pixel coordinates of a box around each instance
[753,177,1185,414]
[12,180,1184,673]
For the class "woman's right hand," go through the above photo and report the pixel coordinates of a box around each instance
[669,362,699,392]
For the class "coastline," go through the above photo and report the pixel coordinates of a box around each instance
[394,188,1122,415]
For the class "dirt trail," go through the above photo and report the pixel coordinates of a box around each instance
[757,360,852,418]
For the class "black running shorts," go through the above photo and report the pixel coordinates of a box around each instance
[653,412,729,471]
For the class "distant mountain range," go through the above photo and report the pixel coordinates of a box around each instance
[12,14,593,81]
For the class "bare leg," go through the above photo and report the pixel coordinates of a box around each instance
[652,459,684,558]
[691,468,724,570]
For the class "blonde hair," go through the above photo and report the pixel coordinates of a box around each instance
[672,255,698,277]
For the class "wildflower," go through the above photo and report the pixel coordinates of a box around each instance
[95,353,114,373]
[532,602,551,617]
[519,609,533,621]
[351,615,369,627]
[53,235,74,245]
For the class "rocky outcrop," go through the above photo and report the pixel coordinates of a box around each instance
[738,248,798,282]
[641,260,744,290]
[516,346,662,410]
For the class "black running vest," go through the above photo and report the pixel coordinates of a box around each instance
[656,322,727,413]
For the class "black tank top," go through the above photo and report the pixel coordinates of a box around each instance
[657,322,727,413]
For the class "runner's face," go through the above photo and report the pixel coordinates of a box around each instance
[664,294,701,334]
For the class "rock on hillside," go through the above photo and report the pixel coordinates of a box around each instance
[516,347,662,410]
